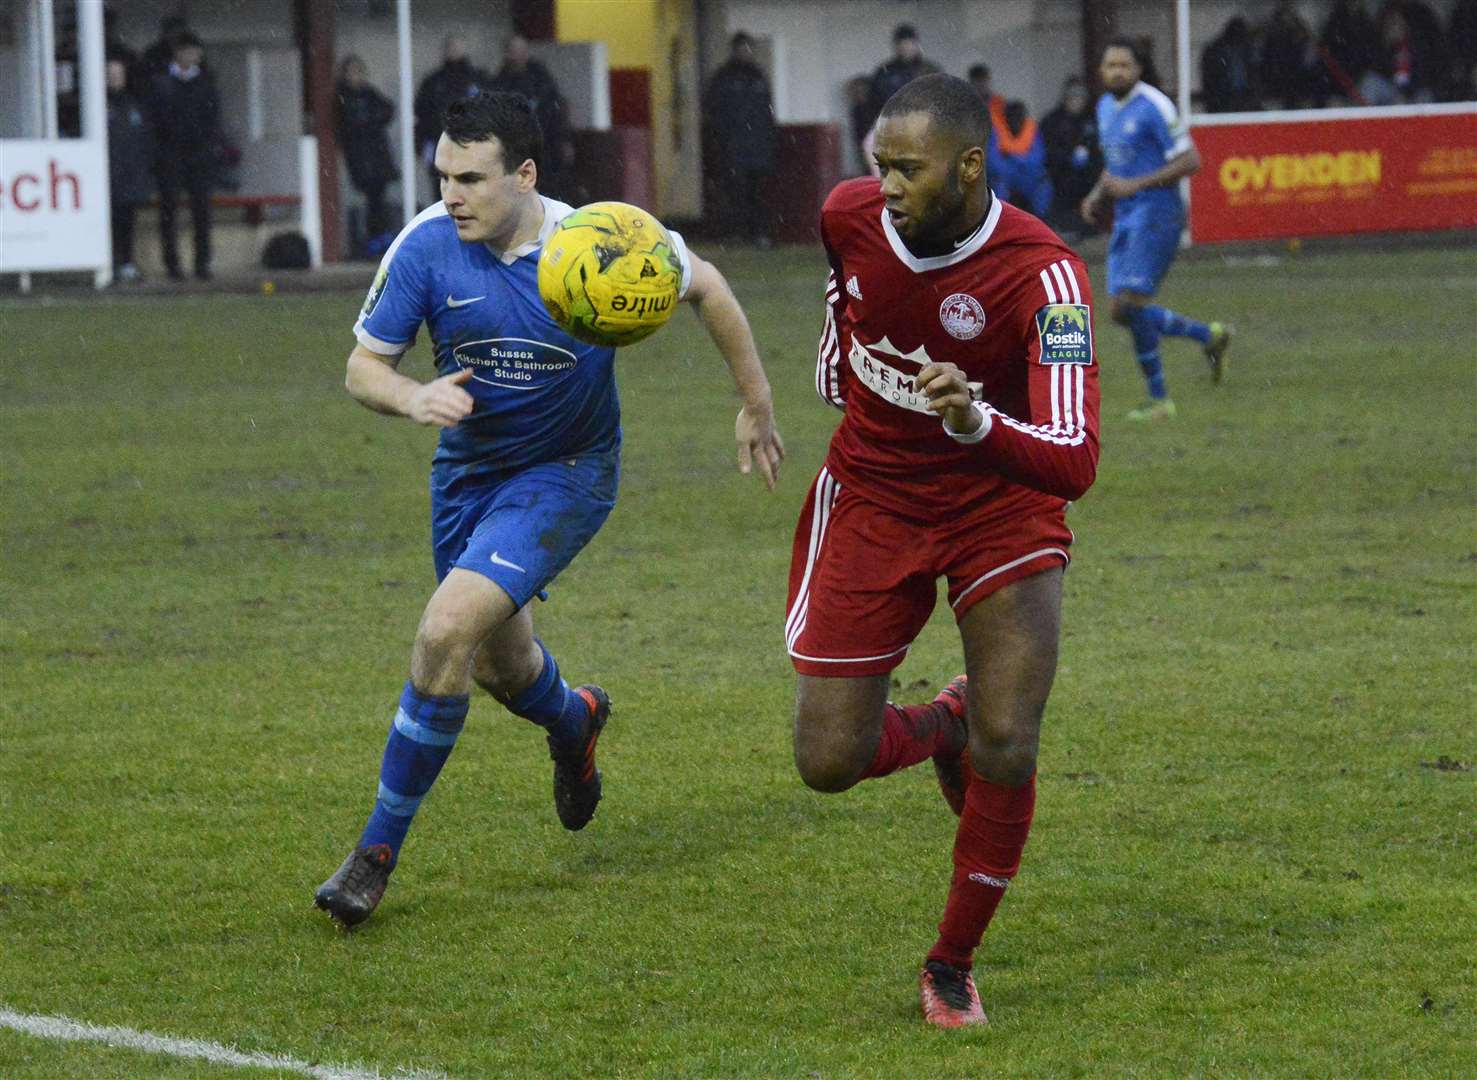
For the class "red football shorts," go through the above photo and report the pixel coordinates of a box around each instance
[785,466,1073,677]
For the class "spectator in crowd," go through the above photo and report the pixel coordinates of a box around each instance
[861,25,941,172]
[1319,0,1379,104]
[968,62,1008,135]
[869,25,940,125]
[986,100,1051,218]
[336,55,399,255]
[1040,76,1100,235]
[414,35,494,196]
[137,15,188,94]
[703,31,777,245]
[1201,16,1260,112]
[102,5,138,89]
[1260,2,1320,109]
[148,32,220,282]
[106,56,153,284]
[1449,0,1477,99]
[844,75,875,173]
[491,35,574,199]
[1363,3,1441,104]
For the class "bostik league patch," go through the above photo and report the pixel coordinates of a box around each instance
[360,264,389,320]
[1034,303,1094,364]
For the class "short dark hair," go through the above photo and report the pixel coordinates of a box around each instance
[1103,35,1144,65]
[967,64,991,82]
[892,24,919,43]
[878,73,988,150]
[443,91,543,173]
[731,31,754,50]
[173,32,202,52]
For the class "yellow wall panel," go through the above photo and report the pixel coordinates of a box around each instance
[556,1,658,69]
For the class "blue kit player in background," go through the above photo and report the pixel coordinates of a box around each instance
[314,92,785,927]
[1081,37,1231,422]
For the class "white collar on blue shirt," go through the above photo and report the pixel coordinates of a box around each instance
[490,194,574,266]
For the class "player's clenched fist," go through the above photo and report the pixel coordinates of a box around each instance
[407,367,476,428]
[916,362,982,437]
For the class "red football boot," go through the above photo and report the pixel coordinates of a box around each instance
[920,959,988,1028]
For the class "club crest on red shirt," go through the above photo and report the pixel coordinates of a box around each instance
[939,293,986,340]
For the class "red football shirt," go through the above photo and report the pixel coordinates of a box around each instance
[815,178,1101,520]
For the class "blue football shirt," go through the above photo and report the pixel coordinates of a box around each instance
[353,196,692,480]
[1096,82,1193,220]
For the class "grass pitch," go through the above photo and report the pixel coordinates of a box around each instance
[1,242,1473,1078]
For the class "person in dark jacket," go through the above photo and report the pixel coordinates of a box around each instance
[1201,17,1260,112]
[1319,0,1379,103]
[704,32,777,244]
[139,16,186,81]
[1449,0,1477,100]
[868,25,941,122]
[1259,1,1320,109]
[336,55,398,250]
[1040,77,1100,235]
[148,33,220,281]
[413,35,495,197]
[491,35,574,199]
[1363,2,1444,104]
[106,57,154,282]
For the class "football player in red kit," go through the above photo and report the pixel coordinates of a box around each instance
[787,74,1100,1027]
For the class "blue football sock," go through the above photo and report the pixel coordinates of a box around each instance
[505,641,588,749]
[1137,351,1168,399]
[358,681,468,863]
[1143,303,1212,344]
[1127,307,1168,399]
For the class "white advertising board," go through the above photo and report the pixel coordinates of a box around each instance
[0,139,109,272]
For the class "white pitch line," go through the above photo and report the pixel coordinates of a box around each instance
[0,1006,447,1080]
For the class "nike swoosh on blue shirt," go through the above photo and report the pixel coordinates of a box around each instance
[447,294,486,308]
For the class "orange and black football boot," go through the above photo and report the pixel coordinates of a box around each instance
[549,685,610,831]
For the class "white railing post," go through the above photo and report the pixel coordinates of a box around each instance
[300,135,323,267]
[398,0,417,224]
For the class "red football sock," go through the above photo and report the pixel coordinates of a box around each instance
[927,768,1036,970]
[858,702,955,780]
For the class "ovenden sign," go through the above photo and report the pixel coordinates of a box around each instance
[1,140,109,272]
[1188,107,1477,243]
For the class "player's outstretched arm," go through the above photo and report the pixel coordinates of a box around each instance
[681,252,786,489]
[345,344,475,428]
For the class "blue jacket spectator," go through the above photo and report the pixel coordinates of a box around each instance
[988,101,1052,219]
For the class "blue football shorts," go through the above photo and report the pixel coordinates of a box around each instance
[1106,209,1184,297]
[429,451,619,608]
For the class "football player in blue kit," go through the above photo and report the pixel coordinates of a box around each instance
[314,92,785,927]
[1081,38,1230,421]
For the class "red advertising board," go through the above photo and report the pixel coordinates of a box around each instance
[1189,109,1477,243]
